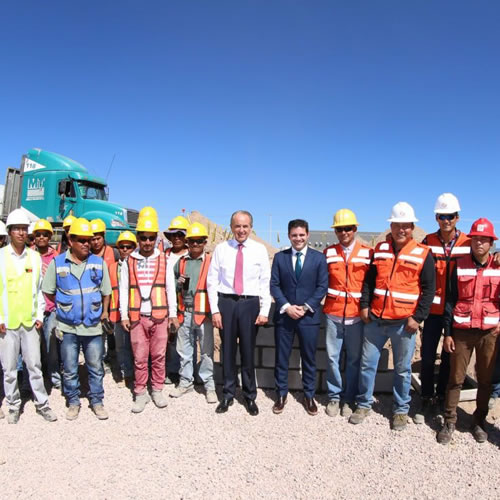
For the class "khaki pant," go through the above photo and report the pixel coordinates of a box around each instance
[444,328,499,424]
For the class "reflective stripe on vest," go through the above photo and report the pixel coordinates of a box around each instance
[109,261,120,323]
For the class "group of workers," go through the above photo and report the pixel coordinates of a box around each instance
[0,194,498,446]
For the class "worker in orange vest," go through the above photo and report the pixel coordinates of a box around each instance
[437,218,500,445]
[169,222,216,404]
[350,202,435,431]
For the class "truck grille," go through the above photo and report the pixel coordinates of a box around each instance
[126,208,139,226]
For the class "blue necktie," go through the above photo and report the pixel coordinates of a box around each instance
[295,252,302,279]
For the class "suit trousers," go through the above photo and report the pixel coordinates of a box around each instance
[274,317,319,398]
[218,295,259,400]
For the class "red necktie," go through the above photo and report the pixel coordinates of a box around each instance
[233,243,244,295]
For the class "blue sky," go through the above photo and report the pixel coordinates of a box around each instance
[1,1,499,244]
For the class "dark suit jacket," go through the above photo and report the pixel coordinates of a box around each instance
[270,247,328,325]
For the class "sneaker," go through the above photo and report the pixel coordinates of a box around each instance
[325,400,340,417]
[169,385,194,398]
[349,407,370,425]
[471,423,488,443]
[151,390,168,408]
[37,407,58,422]
[66,405,80,421]
[7,410,20,424]
[131,392,151,414]
[437,422,455,444]
[92,403,109,420]
[206,390,218,404]
[340,403,353,418]
[0,407,4,419]
[413,397,433,425]
[392,413,408,431]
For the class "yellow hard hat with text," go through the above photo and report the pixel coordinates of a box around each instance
[33,219,54,234]
[186,222,208,239]
[167,216,189,232]
[63,215,77,228]
[117,230,137,245]
[136,216,159,233]
[69,218,94,237]
[332,209,359,228]
[90,219,106,234]
[139,206,158,219]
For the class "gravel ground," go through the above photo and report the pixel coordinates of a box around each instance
[1,371,500,500]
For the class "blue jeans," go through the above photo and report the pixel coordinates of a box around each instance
[356,320,417,414]
[61,333,104,406]
[491,349,500,398]
[42,311,62,387]
[114,322,134,378]
[325,317,364,403]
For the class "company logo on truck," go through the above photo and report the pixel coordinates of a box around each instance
[26,178,45,200]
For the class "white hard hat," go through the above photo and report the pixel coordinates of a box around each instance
[388,201,418,223]
[0,221,7,236]
[434,193,461,214]
[28,222,35,235]
[6,208,30,228]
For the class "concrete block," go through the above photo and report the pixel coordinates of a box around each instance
[261,348,275,368]
[377,348,390,372]
[317,328,326,349]
[256,327,275,347]
[289,349,301,369]
[287,370,304,391]
[255,368,275,389]
[235,347,259,367]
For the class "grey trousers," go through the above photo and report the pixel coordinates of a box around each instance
[0,325,49,411]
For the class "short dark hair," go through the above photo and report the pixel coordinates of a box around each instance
[288,219,309,234]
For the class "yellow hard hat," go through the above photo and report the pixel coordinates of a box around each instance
[186,222,208,239]
[136,216,159,233]
[117,230,137,245]
[69,218,94,237]
[139,206,158,220]
[332,209,359,228]
[63,214,77,228]
[33,219,53,234]
[167,216,189,232]
[90,219,106,234]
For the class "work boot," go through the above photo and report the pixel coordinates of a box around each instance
[169,385,194,398]
[349,407,370,425]
[66,405,81,421]
[151,390,168,408]
[392,414,408,431]
[7,410,20,424]
[471,422,488,443]
[131,392,151,413]
[325,400,340,417]
[340,403,353,418]
[92,403,109,420]
[206,390,218,404]
[413,397,433,425]
[37,407,58,422]
[437,422,455,444]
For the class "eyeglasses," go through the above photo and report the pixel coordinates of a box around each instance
[35,232,51,238]
[438,214,457,221]
[335,226,355,233]
[188,238,206,245]
[139,235,156,242]
[118,244,135,250]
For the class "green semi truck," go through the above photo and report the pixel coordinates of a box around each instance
[1,148,138,244]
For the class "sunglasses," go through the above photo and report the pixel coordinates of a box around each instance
[139,235,156,242]
[118,244,135,250]
[335,226,355,233]
[438,214,457,221]
[169,232,185,239]
[35,232,51,238]
[188,238,206,245]
[74,238,91,245]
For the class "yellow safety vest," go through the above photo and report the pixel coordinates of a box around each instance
[0,247,41,329]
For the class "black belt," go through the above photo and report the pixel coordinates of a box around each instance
[218,293,258,301]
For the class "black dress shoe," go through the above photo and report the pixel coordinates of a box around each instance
[272,395,287,414]
[245,398,259,416]
[215,398,233,414]
[304,397,318,416]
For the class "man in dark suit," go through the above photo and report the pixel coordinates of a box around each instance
[270,219,328,415]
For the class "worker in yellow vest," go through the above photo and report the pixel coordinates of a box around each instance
[0,209,57,424]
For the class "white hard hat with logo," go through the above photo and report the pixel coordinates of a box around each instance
[434,193,461,214]
[387,202,418,223]
[6,208,31,228]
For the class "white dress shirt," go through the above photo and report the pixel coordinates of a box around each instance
[207,238,271,317]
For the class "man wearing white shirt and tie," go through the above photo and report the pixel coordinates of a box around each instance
[207,210,271,415]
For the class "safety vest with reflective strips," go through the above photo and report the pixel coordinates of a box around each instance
[323,241,372,318]
[99,245,117,271]
[176,254,211,326]
[128,252,168,326]
[452,254,500,330]
[371,238,430,320]
[0,247,41,329]
[109,260,121,323]
[424,231,470,315]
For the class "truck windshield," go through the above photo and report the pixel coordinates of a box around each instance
[77,181,108,201]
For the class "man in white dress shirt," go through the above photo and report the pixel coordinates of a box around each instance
[207,210,271,415]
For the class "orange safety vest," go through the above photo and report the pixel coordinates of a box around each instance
[424,231,470,315]
[453,254,500,330]
[176,254,211,326]
[323,241,372,318]
[371,238,430,320]
[101,245,116,270]
[128,253,168,325]
[109,261,120,323]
